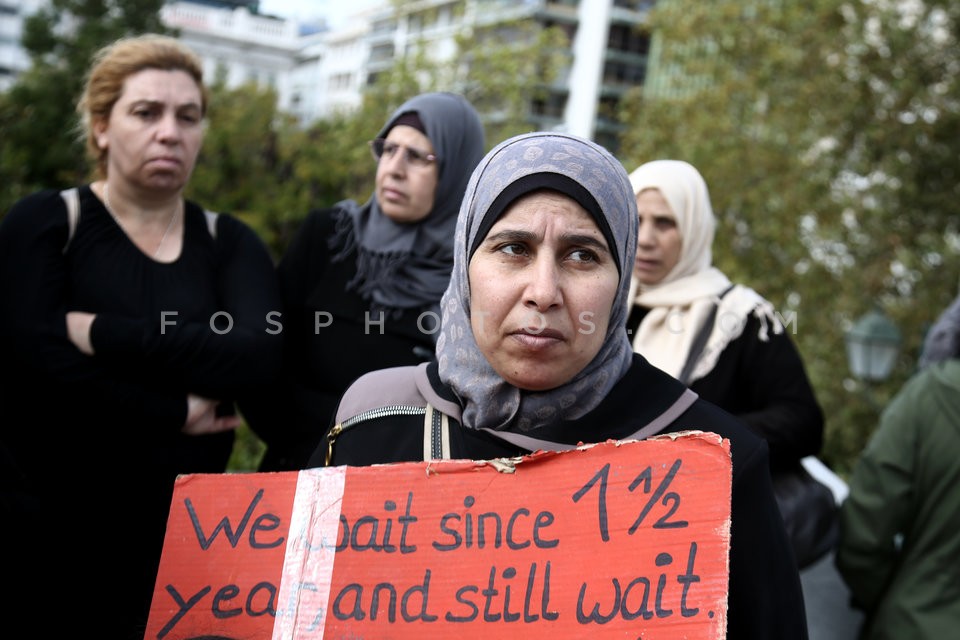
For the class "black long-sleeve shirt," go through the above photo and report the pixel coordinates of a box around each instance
[240,207,437,471]
[0,185,282,637]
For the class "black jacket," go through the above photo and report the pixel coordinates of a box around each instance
[0,186,282,637]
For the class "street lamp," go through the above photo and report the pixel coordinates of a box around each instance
[845,308,902,382]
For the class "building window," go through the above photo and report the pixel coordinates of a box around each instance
[603,60,646,86]
[608,23,650,55]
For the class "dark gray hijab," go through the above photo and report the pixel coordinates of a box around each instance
[330,92,485,313]
[436,132,638,431]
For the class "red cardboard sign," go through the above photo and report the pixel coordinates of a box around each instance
[146,432,731,639]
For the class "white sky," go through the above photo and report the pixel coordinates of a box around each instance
[257,0,385,28]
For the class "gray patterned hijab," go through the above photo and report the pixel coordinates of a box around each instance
[330,92,485,313]
[436,132,638,431]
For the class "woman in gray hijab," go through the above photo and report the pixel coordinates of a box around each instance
[312,131,809,639]
[241,92,486,471]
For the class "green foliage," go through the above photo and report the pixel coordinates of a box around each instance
[619,0,960,474]
[187,81,299,256]
[453,21,570,144]
[226,421,267,472]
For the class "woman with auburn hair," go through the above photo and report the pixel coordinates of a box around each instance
[0,34,281,637]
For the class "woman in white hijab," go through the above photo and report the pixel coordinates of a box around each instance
[627,159,829,564]
[314,133,809,639]
[627,159,824,468]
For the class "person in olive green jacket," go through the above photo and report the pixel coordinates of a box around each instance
[836,294,960,639]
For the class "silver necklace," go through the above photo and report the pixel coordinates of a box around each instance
[102,183,180,259]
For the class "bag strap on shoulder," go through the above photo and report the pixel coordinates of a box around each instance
[60,187,218,250]
[678,284,736,384]
[422,388,699,458]
[60,187,80,254]
[204,209,218,239]
[423,404,451,460]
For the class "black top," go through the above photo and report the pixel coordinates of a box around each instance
[0,185,282,638]
[313,355,810,640]
[627,305,824,469]
[240,207,438,471]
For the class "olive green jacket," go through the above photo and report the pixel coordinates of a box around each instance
[836,359,960,639]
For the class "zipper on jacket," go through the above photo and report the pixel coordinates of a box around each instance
[326,405,426,466]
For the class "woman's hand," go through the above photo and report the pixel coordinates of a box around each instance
[183,393,242,435]
[66,311,96,355]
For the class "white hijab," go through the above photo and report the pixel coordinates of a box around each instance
[628,160,781,382]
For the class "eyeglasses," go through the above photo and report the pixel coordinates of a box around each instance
[369,138,437,168]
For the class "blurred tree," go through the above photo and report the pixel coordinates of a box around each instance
[248,84,394,256]
[0,0,170,215]
[453,19,570,146]
[187,80,302,256]
[619,0,960,474]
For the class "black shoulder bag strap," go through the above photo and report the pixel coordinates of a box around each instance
[677,284,735,385]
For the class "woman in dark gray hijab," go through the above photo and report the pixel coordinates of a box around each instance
[331,92,487,313]
[241,92,486,471]
[313,131,809,639]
